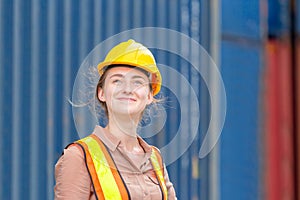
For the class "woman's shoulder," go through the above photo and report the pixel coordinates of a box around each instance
[54,142,92,199]
[56,143,85,167]
[64,143,85,158]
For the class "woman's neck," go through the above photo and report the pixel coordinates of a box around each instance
[106,114,143,153]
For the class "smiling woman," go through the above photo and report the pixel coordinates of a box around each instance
[54,40,177,200]
[96,65,153,118]
[97,67,153,120]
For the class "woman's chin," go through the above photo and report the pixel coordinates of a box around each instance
[111,108,142,117]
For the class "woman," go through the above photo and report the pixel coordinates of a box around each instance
[54,39,177,199]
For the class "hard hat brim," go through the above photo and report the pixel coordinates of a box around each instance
[97,61,162,96]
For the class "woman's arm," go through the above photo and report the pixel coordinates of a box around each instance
[54,145,92,200]
[163,164,177,200]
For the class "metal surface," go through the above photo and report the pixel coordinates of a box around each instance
[221,0,263,199]
[222,0,261,39]
[220,40,261,200]
[0,0,267,200]
[0,0,217,199]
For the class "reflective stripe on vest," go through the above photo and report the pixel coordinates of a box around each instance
[76,134,130,200]
[150,147,168,200]
[75,134,168,200]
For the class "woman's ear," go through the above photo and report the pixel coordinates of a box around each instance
[146,92,154,105]
[97,87,106,102]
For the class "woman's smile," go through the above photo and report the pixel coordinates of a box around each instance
[117,97,137,102]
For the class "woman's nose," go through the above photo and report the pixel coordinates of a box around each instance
[123,81,133,93]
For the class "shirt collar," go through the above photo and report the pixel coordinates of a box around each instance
[93,125,121,151]
[136,136,152,153]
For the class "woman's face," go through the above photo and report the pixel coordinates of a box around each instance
[97,66,153,118]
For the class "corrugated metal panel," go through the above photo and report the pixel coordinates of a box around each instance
[267,0,291,37]
[297,37,300,199]
[179,0,192,199]
[222,0,261,39]
[221,0,263,199]
[1,2,13,200]
[267,0,300,199]
[0,0,222,200]
[220,40,261,200]
[264,39,295,200]
[208,1,221,200]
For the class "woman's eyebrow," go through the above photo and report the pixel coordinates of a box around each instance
[132,75,146,80]
[109,74,147,81]
[109,74,124,79]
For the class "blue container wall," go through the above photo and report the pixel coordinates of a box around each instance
[222,0,261,39]
[0,0,267,199]
[268,0,291,37]
[221,0,263,200]
[0,0,221,200]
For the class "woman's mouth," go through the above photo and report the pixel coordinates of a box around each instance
[117,97,136,102]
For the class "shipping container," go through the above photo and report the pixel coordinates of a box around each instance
[2,0,295,200]
[264,38,295,200]
[0,0,219,199]
[221,0,263,199]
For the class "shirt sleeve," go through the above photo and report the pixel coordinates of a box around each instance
[163,164,177,200]
[54,145,92,200]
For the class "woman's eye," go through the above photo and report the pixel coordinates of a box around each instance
[133,80,144,86]
[112,79,122,84]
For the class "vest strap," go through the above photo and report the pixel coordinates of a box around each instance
[76,134,130,200]
[150,146,168,200]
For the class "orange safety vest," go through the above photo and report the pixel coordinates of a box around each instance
[71,134,168,200]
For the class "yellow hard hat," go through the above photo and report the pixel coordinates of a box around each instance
[97,39,162,95]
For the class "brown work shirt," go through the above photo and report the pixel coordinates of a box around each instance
[54,125,177,200]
